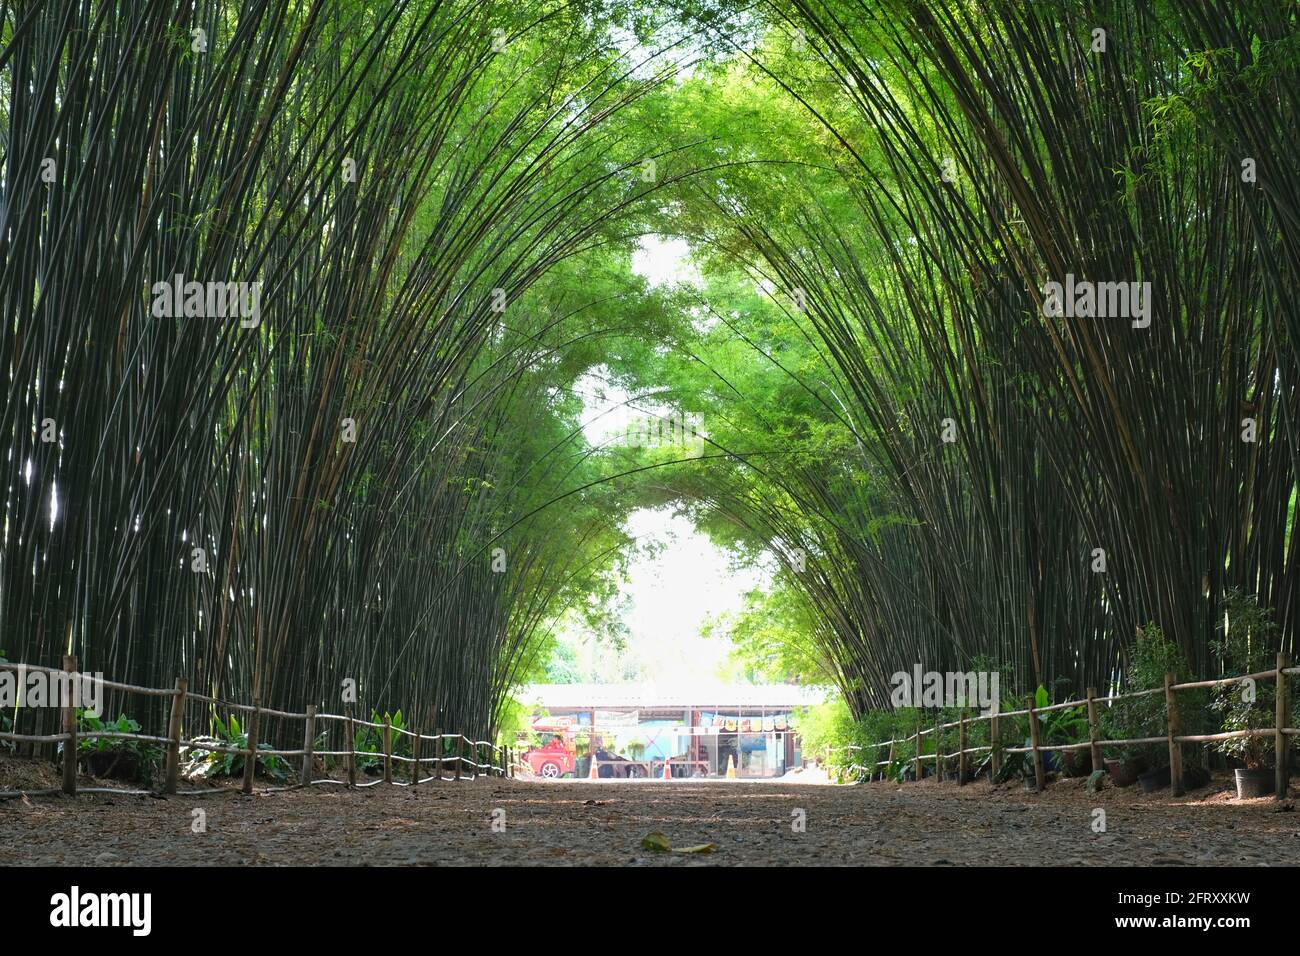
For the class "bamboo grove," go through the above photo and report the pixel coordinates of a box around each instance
[3,0,1299,745]
[0,0,692,742]
[629,0,1300,712]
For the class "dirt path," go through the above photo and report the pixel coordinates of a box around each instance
[3,773,1297,866]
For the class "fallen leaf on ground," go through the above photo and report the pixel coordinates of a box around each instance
[639,831,716,854]
[641,831,671,852]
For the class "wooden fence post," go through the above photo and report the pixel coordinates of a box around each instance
[301,705,317,786]
[1026,695,1045,792]
[934,720,942,781]
[1085,687,1102,774]
[455,735,463,781]
[885,738,896,781]
[164,676,187,794]
[990,709,1000,779]
[242,696,260,795]
[1276,653,1291,800]
[958,713,968,785]
[412,726,421,786]
[382,716,392,785]
[61,655,78,796]
[913,723,922,782]
[1164,673,1183,797]
[434,728,443,781]
[345,706,357,788]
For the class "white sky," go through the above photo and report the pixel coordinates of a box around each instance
[562,235,772,686]
[619,507,770,683]
[632,234,697,287]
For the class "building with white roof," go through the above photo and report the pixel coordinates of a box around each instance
[516,681,835,778]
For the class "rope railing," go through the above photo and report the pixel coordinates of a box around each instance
[825,654,1296,799]
[0,658,515,797]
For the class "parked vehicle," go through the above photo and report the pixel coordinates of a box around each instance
[593,748,645,778]
[525,735,576,778]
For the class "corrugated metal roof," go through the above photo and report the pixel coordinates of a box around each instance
[517,681,833,709]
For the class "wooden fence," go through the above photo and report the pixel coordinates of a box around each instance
[0,657,515,797]
[828,655,1298,799]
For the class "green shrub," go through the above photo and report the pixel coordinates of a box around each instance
[1210,590,1294,769]
[183,713,289,782]
[352,709,410,774]
[1101,622,1206,766]
[75,711,162,785]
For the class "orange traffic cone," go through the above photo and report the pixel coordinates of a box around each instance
[725,754,737,779]
[662,757,672,780]
[588,753,598,779]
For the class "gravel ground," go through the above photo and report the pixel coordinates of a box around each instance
[2,765,1298,866]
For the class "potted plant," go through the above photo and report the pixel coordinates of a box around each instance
[1101,623,1205,789]
[1104,748,1147,788]
[1032,686,1091,777]
[1209,591,1293,799]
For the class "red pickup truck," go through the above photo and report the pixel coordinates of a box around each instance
[525,735,576,778]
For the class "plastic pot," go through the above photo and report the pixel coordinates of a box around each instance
[1104,756,1146,787]
[1234,767,1275,799]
